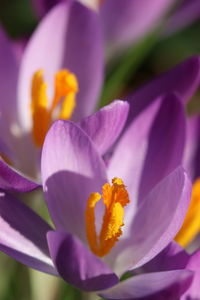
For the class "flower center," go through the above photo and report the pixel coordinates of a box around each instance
[31,69,78,147]
[175,177,200,247]
[85,177,130,257]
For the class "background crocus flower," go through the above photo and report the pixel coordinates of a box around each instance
[0,0,103,183]
[0,93,195,298]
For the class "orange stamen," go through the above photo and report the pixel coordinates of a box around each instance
[85,178,129,257]
[31,69,78,147]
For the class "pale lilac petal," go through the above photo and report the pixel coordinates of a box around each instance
[79,100,129,155]
[164,0,200,37]
[110,167,191,275]
[100,270,193,300]
[18,0,103,130]
[127,56,200,124]
[47,231,118,291]
[0,193,56,275]
[181,249,200,299]
[0,159,40,192]
[100,0,176,57]
[108,94,185,207]
[41,120,107,242]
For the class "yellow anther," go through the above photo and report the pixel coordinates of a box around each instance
[31,69,78,147]
[85,178,129,257]
[175,178,200,247]
[51,70,78,111]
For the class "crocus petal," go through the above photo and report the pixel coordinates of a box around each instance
[142,242,190,273]
[32,0,61,17]
[100,270,193,300]
[181,249,200,299]
[127,56,200,124]
[0,192,56,275]
[0,27,19,139]
[79,100,129,155]
[0,29,39,178]
[32,0,99,17]
[183,115,200,180]
[47,231,119,291]
[41,120,107,241]
[110,167,191,275]
[100,0,176,57]
[108,94,186,206]
[164,0,200,37]
[138,94,186,201]
[0,159,40,192]
[18,0,103,130]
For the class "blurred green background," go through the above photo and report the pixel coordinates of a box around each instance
[0,0,200,299]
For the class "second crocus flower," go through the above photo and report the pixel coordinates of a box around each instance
[0,0,103,180]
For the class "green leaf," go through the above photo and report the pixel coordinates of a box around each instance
[99,31,159,108]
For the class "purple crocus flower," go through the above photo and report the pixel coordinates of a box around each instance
[0,91,196,299]
[0,0,103,183]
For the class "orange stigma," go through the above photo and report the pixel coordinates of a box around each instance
[85,178,130,257]
[31,69,78,147]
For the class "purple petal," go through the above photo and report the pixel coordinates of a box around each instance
[0,29,39,178]
[183,115,200,180]
[32,0,62,18]
[110,167,191,274]
[164,0,200,37]
[7,133,40,179]
[79,100,129,155]
[0,27,19,138]
[0,192,56,275]
[138,93,186,201]
[12,39,27,63]
[142,242,190,273]
[47,230,119,291]
[41,120,107,241]
[127,56,200,124]
[100,0,175,56]
[100,270,193,300]
[181,250,200,299]
[0,159,40,192]
[18,0,103,130]
[108,94,186,207]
